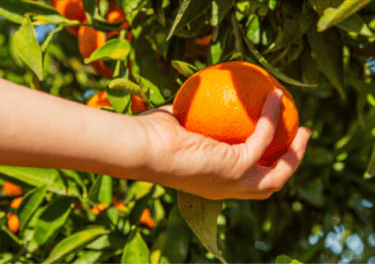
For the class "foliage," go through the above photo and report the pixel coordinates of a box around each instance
[1,0,375,263]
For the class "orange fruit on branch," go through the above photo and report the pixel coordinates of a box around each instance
[7,213,20,233]
[2,181,22,196]
[51,0,86,36]
[78,23,113,78]
[87,90,112,108]
[172,61,299,166]
[87,90,147,114]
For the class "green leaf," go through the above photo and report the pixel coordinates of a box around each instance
[108,78,148,103]
[72,251,103,264]
[118,0,146,24]
[82,0,97,24]
[336,14,374,37]
[171,60,197,78]
[33,196,74,246]
[86,233,127,250]
[129,185,155,227]
[18,185,48,232]
[211,0,234,27]
[85,39,131,64]
[167,0,212,40]
[44,226,108,263]
[242,31,317,88]
[152,0,166,26]
[139,77,165,106]
[177,191,226,263]
[151,206,190,263]
[276,255,303,264]
[0,166,80,196]
[88,175,112,207]
[307,26,345,98]
[265,5,312,53]
[364,142,375,179]
[0,0,70,25]
[13,17,43,80]
[317,0,372,32]
[121,229,150,264]
[236,0,268,17]
[105,88,131,114]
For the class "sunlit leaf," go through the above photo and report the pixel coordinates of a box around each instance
[0,0,70,24]
[88,175,112,207]
[276,255,303,264]
[317,0,372,32]
[44,226,108,263]
[121,230,150,264]
[13,17,43,80]
[0,166,80,196]
[171,60,197,78]
[85,39,131,63]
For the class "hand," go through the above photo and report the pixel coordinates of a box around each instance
[138,89,311,200]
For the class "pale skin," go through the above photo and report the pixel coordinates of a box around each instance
[0,78,311,200]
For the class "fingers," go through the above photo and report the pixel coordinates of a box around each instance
[244,89,283,164]
[226,126,310,199]
[256,127,311,191]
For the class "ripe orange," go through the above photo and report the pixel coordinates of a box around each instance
[106,5,132,41]
[87,90,112,109]
[7,213,20,233]
[172,61,299,166]
[2,182,22,196]
[140,208,155,229]
[130,94,148,113]
[112,198,126,211]
[87,90,147,113]
[78,23,113,78]
[50,0,86,36]
[10,197,23,209]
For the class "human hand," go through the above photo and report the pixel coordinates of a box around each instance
[138,89,311,200]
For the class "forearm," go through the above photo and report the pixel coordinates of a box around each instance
[0,78,149,177]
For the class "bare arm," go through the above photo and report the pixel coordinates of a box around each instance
[0,78,150,178]
[0,78,311,200]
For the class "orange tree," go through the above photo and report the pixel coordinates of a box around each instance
[1,0,375,263]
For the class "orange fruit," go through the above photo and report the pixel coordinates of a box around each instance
[87,90,112,108]
[7,213,20,233]
[87,91,147,114]
[140,208,155,229]
[112,198,126,211]
[106,5,132,41]
[97,203,106,211]
[51,0,86,36]
[10,197,23,209]
[91,206,100,215]
[130,94,148,113]
[78,23,113,78]
[172,61,299,166]
[2,182,22,196]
